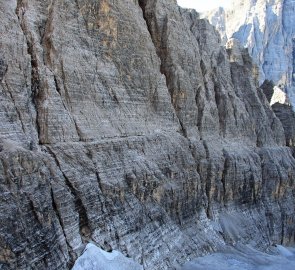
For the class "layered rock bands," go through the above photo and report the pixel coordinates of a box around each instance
[204,0,295,106]
[0,0,294,269]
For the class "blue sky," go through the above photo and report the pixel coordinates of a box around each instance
[177,0,232,12]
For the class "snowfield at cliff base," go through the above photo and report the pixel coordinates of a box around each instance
[182,244,295,270]
[72,243,295,270]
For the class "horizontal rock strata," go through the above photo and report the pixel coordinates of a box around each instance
[0,0,294,269]
[204,0,295,105]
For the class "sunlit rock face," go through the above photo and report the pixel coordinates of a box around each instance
[0,1,295,270]
[204,0,295,105]
[261,80,295,146]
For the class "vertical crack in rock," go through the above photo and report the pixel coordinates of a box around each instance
[41,1,56,69]
[60,59,72,106]
[221,150,228,205]
[138,0,187,137]
[213,80,226,137]
[45,147,90,244]
[95,171,103,193]
[195,85,204,136]
[50,187,74,267]
[202,140,212,219]
[84,147,104,196]
[15,1,41,143]
[53,75,62,96]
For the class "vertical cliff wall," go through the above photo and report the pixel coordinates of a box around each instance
[204,0,295,105]
[0,0,295,269]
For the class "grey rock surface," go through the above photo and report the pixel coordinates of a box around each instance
[261,80,295,146]
[272,102,295,146]
[204,0,295,106]
[0,0,294,270]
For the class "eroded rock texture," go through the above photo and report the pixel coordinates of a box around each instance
[204,0,295,106]
[0,0,295,269]
[261,80,295,147]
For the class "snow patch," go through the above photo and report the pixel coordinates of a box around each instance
[270,86,289,105]
[181,244,295,270]
[72,243,143,270]
[276,245,294,258]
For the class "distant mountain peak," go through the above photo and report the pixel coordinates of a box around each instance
[204,0,295,106]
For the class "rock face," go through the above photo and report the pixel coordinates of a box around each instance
[204,0,295,105]
[272,103,295,146]
[0,1,295,269]
[261,80,295,146]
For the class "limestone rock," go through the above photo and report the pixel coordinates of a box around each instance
[204,0,295,106]
[272,103,295,146]
[0,1,294,270]
[261,80,295,146]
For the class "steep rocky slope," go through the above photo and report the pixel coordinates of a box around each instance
[0,0,295,269]
[204,0,295,105]
[261,80,295,146]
